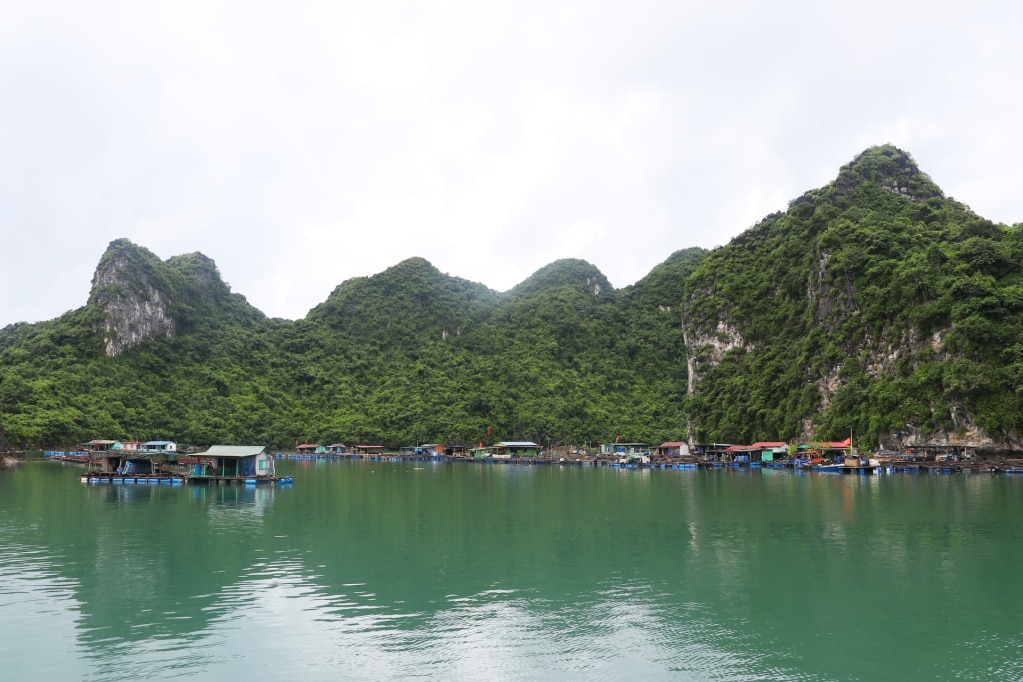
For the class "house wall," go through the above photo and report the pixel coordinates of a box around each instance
[256,453,274,475]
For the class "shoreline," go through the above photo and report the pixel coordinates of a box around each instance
[274,451,1023,474]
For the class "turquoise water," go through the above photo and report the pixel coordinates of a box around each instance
[2,459,1022,680]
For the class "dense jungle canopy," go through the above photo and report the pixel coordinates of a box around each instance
[2,146,1021,452]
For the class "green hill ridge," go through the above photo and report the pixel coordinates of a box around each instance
[1,145,1021,454]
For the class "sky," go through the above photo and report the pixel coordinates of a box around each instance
[2,0,1022,327]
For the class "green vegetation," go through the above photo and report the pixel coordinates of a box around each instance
[683,145,1023,448]
[0,241,706,449]
[3,145,1021,452]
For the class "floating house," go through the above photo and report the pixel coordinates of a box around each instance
[296,443,326,455]
[749,442,788,462]
[445,443,470,457]
[398,443,445,457]
[693,443,732,459]
[325,443,347,454]
[599,442,650,457]
[490,441,542,458]
[352,444,386,455]
[88,439,176,475]
[719,442,788,463]
[189,445,276,481]
[718,445,753,462]
[797,438,852,461]
[656,441,691,457]
[86,439,122,452]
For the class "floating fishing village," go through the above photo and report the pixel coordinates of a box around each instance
[39,436,1023,482]
[45,441,293,485]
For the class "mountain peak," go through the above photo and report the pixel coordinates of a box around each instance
[510,259,611,298]
[833,144,943,202]
[87,239,261,356]
[88,239,176,356]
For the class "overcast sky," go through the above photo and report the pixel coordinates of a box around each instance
[2,0,1021,327]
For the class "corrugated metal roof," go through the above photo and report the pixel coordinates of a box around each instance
[659,441,687,448]
[199,445,268,458]
[496,441,540,447]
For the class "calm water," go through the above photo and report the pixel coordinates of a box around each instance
[2,459,1022,681]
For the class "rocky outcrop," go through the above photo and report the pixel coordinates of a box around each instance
[88,239,176,357]
[682,316,750,395]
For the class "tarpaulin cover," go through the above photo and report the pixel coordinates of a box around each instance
[122,460,152,474]
[238,457,257,477]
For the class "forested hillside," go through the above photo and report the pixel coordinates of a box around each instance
[683,145,1023,453]
[0,239,705,449]
[3,145,1021,453]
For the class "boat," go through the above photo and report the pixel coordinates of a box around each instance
[814,456,885,474]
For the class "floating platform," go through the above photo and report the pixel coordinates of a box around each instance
[81,473,293,485]
[813,465,894,475]
[81,474,184,485]
[187,475,293,486]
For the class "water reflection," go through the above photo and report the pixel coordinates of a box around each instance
[4,461,1023,680]
[156,564,812,681]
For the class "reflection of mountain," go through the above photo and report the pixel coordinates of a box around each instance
[7,471,283,650]
[5,461,1021,680]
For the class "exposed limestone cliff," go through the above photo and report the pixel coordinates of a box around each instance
[89,239,175,357]
[85,239,261,357]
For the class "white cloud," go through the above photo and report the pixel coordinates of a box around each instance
[2,0,1022,326]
